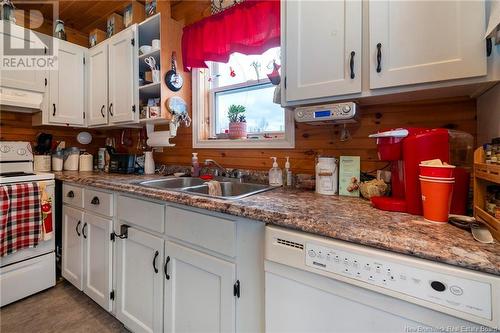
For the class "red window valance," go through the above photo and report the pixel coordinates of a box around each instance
[181,0,281,71]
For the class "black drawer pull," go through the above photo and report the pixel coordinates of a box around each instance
[109,103,114,116]
[82,223,87,239]
[376,43,382,73]
[67,190,75,198]
[76,220,81,236]
[164,256,170,280]
[100,105,105,117]
[91,196,100,205]
[152,251,159,273]
[52,103,56,116]
[349,51,355,79]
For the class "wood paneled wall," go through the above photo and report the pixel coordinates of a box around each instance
[150,97,477,174]
[0,112,124,155]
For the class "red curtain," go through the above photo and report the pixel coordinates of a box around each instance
[181,0,280,71]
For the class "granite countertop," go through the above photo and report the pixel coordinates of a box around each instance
[54,171,500,276]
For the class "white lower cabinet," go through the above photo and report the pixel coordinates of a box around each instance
[62,188,113,312]
[164,241,236,333]
[83,212,113,311]
[116,227,164,333]
[62,206,84,289]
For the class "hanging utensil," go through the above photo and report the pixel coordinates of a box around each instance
[165,51,183,91]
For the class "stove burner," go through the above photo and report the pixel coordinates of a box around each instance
[0,172,36,178]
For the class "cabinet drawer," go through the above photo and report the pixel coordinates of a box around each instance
[84,188,113,217]
[116,195,165,233]
[166,206,236,258]
[62,184,84,208]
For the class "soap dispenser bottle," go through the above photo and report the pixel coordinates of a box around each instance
[269,157,283,186]
[191,153,200,177]
[284,156,293,187]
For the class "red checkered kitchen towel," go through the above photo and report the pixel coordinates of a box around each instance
[0,183,42,257]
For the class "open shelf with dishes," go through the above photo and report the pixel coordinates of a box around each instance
[137,13,167,123]
[473,147,500,241]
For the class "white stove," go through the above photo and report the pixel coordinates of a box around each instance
[0,141,56,307]
[0,141,54,184]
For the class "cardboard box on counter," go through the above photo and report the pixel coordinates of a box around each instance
[339,156,360,197]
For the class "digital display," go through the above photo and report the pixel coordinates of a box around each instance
[314,110,331,118]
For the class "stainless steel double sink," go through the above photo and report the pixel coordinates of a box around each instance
[137,177,275,200]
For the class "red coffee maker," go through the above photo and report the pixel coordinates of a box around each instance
[369,128,473,215]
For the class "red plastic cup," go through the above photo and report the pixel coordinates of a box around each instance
[419,175,455,182]
[419,164,455,178]
[419,177,454,223]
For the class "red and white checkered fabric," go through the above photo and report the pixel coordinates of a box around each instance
[0,183,42,257]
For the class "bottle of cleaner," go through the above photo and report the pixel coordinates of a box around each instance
[284,156,293,187]
[191,153,200,177]
[269,157,283,186]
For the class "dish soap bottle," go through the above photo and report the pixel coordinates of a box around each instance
[191,153,200,177]
[269,157,283,187]
[284,156,293,187]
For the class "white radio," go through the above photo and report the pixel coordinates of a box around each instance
[294,102,358,125]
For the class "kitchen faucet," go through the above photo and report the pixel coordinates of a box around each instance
[203,159,246,179]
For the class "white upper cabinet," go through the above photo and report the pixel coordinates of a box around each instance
[49,40,86,125]
[0,24,47,93]
[108,26,138,124]
[369,0,487,89]
[284,0,362,102]
[88,42,109,126]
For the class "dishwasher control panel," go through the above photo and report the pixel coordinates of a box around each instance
[305,243,492,320]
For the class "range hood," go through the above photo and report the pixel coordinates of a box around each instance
[0,87,44,112]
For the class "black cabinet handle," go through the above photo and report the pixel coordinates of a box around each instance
[152,251,159,273]
[349,51,355,79]
[486,38,492,57]
[82,223,87,239]
[376,43,382,73]
[76,220,81,237]
[109,103,114,116]
[100,105,105,118]
[67,190,74,198]
[91,196,100,205]
[52,103,56,116]
[164,256,170,280]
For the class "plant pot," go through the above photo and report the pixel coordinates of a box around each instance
[228,122,247,139]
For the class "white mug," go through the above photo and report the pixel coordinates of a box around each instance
[152,69,161,83]
[152,39,160,49]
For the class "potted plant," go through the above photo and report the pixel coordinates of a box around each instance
[228,104,247,139]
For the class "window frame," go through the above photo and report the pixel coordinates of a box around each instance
[192,68,295,149]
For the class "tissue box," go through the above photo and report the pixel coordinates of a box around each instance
[89,28,106,47]
[339,156,360,197]
[123,1,145,27]
[107,13,124,37]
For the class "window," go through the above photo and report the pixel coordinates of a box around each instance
[192,47,294,148]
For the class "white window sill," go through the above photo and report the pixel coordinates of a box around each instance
[193,138,295,149]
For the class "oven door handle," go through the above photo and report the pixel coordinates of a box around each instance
[76,220,81,237]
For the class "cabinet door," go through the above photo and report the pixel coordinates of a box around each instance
[285,0,362,102]
[83,212,113,311]
[369,0,486,89]
[108,27,137,124]
[88,42,109,126]
[62,206,84,290]
[164,241,236,333]
[116,227,164,333]
[0,24,47,92]
[49,40,86,125]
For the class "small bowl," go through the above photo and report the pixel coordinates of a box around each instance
[139,45,152,55]
[419,164,455,178]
